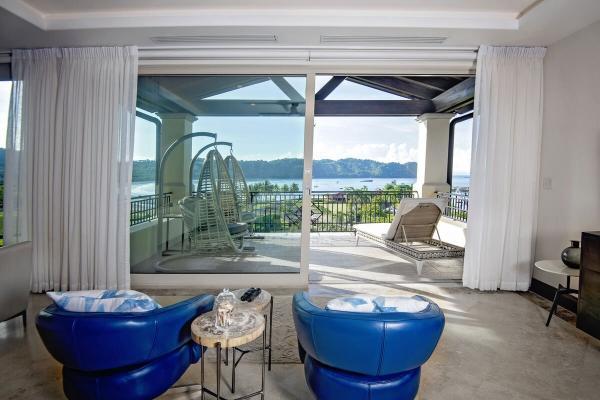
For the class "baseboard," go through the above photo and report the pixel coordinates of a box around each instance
[529,278,578,313]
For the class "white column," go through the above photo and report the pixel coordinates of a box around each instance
[158,113,197,203]
[415,113,454,198]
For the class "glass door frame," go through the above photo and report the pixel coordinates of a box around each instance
[131,73,316,290]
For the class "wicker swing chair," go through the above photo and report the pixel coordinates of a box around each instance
[179,149,248,253]
[224,153,256,224]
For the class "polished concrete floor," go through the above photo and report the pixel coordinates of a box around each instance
[1,281,599,399]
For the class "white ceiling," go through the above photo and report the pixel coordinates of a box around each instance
[21,1,535,14]
[0,0,600,50]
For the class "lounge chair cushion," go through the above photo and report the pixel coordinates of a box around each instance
[227,222,248,236]
[353,223,391,239]
[386,198,447,240]
[47,290,161,313]
[240,211,256,223]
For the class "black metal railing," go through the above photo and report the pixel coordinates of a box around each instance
[130,192,172,226]
[250,190,418,233]
[128,190,471,230]
[438,192,469,222]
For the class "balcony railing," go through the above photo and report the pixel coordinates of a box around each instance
[130,192,172,226]
[438,192,469,222]
[128,190,470,229]
[250,190,418,232]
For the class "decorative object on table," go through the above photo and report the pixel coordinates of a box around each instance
[561,240,581,269]
[191,309,266,400]
[241,287,262,302]
[214,288,236,330]
[293,291,444,400]
[36,294,214,400]
[533,260,580,327]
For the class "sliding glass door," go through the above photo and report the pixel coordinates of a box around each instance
[130,75,309,276]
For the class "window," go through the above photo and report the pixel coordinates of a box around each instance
[0,81,12,246]
[449,114,473,192]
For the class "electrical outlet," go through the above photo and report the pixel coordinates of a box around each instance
[542,177,552,190]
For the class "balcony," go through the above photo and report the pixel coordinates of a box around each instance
[129,190,468,278]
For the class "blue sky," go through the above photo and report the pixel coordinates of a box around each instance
[1,77,472,174]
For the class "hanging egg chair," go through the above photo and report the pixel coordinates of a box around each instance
[224,153,256,224]
[179,149,247,253]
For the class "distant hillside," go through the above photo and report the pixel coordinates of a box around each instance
[132,157,416,182]
[0,153,416,184]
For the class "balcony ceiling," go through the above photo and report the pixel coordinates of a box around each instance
[137,75,475,117]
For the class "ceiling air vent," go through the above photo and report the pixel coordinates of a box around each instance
[320,35,447,45]
[150,35,278,44]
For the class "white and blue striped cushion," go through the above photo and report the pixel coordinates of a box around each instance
[373,296,429,313]
[326,294,429,313]
[325,294,378,312]
[47,290,161,313]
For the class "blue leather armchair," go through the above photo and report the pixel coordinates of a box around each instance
[36,293,214,400]
[293,292,444,400]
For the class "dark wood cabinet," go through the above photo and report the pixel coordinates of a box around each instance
[577,231,600,339]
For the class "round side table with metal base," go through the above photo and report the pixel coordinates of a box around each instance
[191,310,266,400]
[534,260,580,327]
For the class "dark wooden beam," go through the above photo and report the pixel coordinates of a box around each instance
[315,100,434,116]
[156,100,306,116]
[270,77,304,102]
[347,76,441,100]
[402,76,467,92]
[315,76,346,100]
[432,77,475,113]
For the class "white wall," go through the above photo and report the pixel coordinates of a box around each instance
[535,20,600,288]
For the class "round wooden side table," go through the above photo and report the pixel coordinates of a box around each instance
[534,259,580,326]
[191,310,266,400]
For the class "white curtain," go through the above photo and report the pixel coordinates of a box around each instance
[4,47,138,292]
[463,46,546,291]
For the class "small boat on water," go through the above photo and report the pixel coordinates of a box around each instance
[360,179,373,182]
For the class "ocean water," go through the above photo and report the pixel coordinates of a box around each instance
[132,176,470,197]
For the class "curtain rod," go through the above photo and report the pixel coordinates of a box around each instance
[0,46,479,64]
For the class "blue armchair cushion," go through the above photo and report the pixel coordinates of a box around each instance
[47,290,161,313]
[37,293,214,372]
[63,341,201,400]
[305,355,420,400]
[294,292,444,376]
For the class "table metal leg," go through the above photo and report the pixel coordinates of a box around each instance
[201,346,205,400]
[268,297,273,371]
[546,286,562,326]
[546,282,579,327]
[232,347,236,393]
[216,343,222,400]
[261,326,266,400]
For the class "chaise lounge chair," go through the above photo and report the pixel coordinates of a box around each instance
[354,198,464,274]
